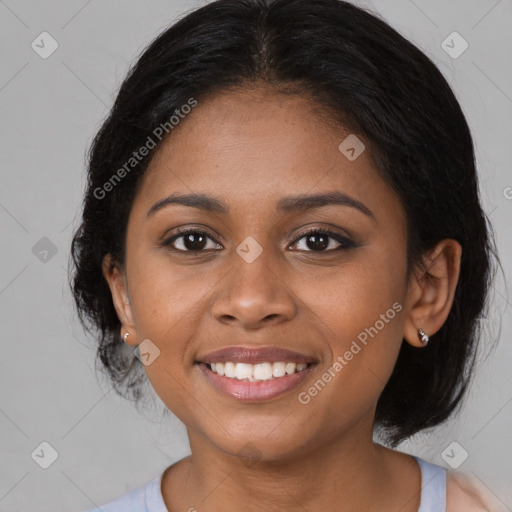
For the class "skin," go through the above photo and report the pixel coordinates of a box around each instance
[103,86,464,511]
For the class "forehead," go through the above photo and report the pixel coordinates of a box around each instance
[133,87,402,222]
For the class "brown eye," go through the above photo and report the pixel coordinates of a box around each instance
[162,229,222,252]
[290,229,355,252]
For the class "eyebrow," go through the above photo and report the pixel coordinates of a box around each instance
[146,191,374,218]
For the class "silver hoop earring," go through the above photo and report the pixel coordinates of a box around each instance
[418,328,429,346]
[123,332,130,342]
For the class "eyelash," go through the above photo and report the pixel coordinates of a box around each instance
[161,227,355,253]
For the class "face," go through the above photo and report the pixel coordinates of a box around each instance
[107,87,413,461]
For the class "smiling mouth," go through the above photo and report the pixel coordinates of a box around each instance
[194,345,319,400]
[200,361,315,382]
[196,360,317,402]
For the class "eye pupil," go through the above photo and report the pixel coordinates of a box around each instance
[184,233,207,250]
[307,233,329,251]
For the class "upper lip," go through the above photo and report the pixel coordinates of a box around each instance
[196,346,318,365]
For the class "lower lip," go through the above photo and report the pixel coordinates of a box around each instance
[197,362,317,402]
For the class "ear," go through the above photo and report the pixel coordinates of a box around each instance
[102,254,138,346]
[403,239,462,347]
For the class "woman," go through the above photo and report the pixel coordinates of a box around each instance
[71,0,502,510]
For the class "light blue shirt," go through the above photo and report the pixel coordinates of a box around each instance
[84,455,446,511]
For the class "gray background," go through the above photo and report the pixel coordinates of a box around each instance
[1,0,511,510]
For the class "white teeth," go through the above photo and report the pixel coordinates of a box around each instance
[207,361,311,381]
[273,362,286,377]
[285,362,296,375]
[253,362,273,380]
[224,362,236,378]
[235,363,253,380]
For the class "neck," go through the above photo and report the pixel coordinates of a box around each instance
[161,421,421,511]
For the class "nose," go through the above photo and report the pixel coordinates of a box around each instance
[210,247,297,330]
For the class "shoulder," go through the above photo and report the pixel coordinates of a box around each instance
[82,476,163,512]
[446,471,497,512]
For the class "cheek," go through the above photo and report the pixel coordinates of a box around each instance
[294,249,405,342]
[124,257,194,365]
[124,251,232,411]
[295,250,406,403]
[125,261,201,421]
[127,253,212,339]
